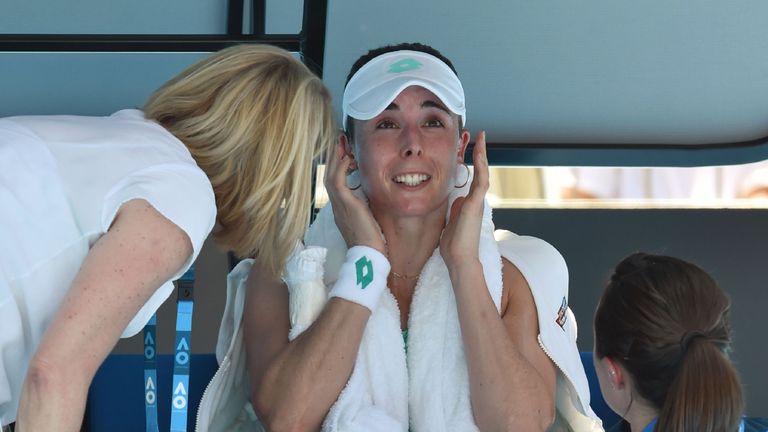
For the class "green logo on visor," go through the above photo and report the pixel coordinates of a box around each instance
[355,256,374,289]
[388,58,422,73]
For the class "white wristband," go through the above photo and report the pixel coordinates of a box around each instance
[328,246,390,312]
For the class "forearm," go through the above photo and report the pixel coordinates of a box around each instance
[449,261,553,431]
[16,293,147,432]
[15,199,192,431]
[16,265,175,430]
[251,298,370,431]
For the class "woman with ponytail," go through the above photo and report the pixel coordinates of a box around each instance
[593,253,746,432]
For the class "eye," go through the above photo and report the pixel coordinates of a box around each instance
[376,119,398,129]
[423,118,444,128]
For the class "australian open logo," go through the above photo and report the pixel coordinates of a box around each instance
[144,372,157,406]
[172,335,191,412]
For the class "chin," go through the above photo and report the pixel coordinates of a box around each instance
[397,199,449,218]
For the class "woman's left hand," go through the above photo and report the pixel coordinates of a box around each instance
[440,131,489,270]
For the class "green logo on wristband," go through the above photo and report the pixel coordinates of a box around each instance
[355,256,374,289]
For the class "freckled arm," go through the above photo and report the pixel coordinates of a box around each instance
[15,199,193,432]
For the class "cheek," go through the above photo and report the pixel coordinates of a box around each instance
[356,156,390,195]
[443,157,461,184]
[354,145,380,173]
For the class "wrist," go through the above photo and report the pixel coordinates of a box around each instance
[447,257,483,280]
[328,246,390,312]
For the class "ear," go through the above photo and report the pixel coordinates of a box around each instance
[340,132,354,158]
[605,357,626,389]
[457,128,471,163]
[339,132,357,170]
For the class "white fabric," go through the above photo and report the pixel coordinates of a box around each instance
[328,246,390,312]
[304,195,602,431]
[342,50,466,129]
[0,110,216,425]
[284,245,328,337]
[197,185,602,432]
[195,259,263,432]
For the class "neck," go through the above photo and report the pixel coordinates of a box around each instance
[375,207,446,280]
[373,205,447,331]
[626,396,658,432]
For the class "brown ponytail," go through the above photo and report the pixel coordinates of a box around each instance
[594,253,744,432]
[656,336,743,431]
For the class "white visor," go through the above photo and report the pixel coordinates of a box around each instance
[342,50,466,129]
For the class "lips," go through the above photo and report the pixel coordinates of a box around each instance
[393,173,431,186]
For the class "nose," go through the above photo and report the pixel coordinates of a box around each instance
[400,125,424,158]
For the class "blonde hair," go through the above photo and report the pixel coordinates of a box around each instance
[144,44,336,277]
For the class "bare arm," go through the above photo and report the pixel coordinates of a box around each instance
[243,262,370,432]
[450,259,556,431]
[15,199,192,432]
[244,134,387,432]
[441,132,555,431]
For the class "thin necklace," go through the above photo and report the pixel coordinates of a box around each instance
[390,270,420,281]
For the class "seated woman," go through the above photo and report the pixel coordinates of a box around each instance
[199,43,602,431]
[593,253,747,432]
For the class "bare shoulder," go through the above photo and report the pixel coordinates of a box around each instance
[113,198,190,244]
[500,257,557,398]
[500,258,535,321]
[107,198,192,275]
[243,257,290,353]
[496,232,568,318]
[244,258,290,330]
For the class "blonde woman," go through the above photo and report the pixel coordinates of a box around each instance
[0,44,335,431]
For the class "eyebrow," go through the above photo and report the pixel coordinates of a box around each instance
[384,100,451,114]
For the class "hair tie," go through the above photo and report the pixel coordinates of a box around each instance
[680,331,707,354]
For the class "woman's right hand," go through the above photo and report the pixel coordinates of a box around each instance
[324,135,386,254]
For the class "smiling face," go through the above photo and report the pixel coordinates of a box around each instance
[348,85,470,220]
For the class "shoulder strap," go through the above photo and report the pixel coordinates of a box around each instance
[171,267,195,432]
[142,266,195,432]
[143,315,159,432]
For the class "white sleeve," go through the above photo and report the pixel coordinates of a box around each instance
[101,164,217,280]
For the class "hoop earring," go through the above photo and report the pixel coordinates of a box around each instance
[454,163,470,188]
[347,170,362,190]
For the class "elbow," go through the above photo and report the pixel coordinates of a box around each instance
[258,414,300,432]
[252,389,318,432]
[258,410,317,432]
[514,402,555,432]
[538,401,556,431]
[496,399,554,432]
[24,358,58,395]
[25,356,90,398]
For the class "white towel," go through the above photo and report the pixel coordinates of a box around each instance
[196,172,602,431]
[291,180,501,431]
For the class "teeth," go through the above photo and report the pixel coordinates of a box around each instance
[394,174,430,186]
